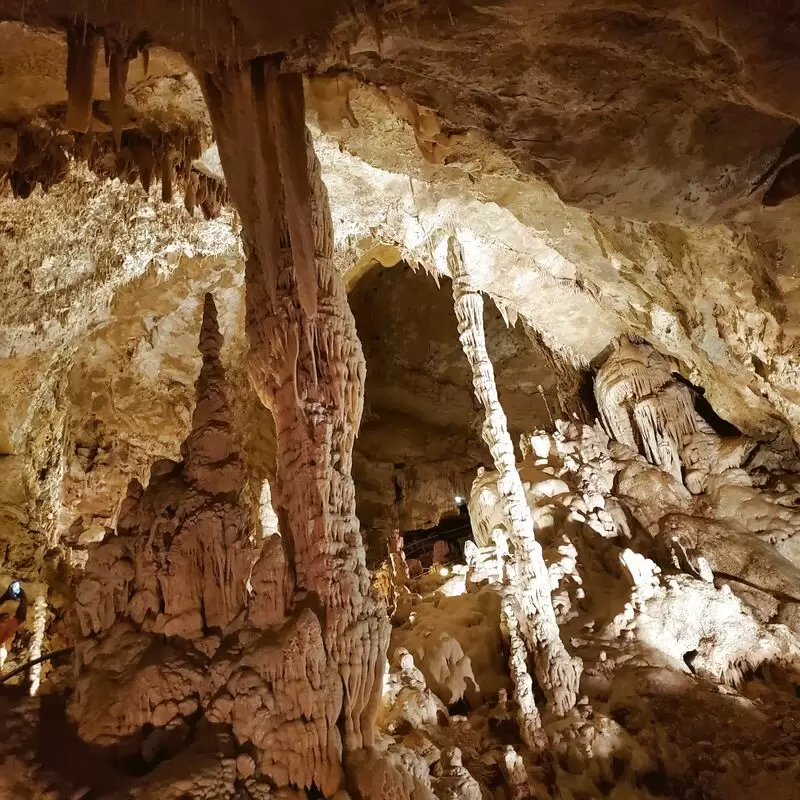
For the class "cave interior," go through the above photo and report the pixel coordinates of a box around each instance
[0,3,800,799]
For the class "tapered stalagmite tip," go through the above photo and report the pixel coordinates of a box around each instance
[198,292,223,360]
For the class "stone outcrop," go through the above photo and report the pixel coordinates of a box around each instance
[70,294,353,794]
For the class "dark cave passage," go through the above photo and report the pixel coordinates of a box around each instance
[348,262,560,564]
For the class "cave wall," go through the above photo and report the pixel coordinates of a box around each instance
[0,164,240,581]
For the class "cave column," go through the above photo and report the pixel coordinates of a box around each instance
[201,62,389,778]
[448,235,581,718]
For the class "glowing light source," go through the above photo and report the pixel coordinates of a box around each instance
[440,566,450,577]
[454,495,465,505]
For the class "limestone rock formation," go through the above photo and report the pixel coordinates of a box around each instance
[595,338,699,482]
[3,4,800,799]
[201,61,389,790]
[69,294,351,795]
[71,294,255,739]
[461,416,800,797]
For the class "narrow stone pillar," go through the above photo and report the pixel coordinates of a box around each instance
[27,594,47,696]
[448,235,581,718]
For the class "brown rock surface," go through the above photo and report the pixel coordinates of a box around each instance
[71,294,259,740]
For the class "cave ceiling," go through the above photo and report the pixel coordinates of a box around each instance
[2,1,800,567]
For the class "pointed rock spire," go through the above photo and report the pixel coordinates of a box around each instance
[198,291,224,361]
[181,292,244,495]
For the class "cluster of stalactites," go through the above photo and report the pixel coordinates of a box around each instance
[595,337,699,482]
[0,20,227,216]
[0,121,228,218]
[64,24,150,145]
[200,61,319,323]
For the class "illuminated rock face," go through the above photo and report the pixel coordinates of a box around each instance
[70,294,342,795]
[71,60,393,792]
[594,338,699,482]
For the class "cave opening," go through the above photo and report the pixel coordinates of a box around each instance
[671,372,743,437]
[348,262,561,565]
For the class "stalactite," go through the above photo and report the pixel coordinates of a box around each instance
[199,60,390,790]
[202,63,283,306]
[106,39,130,150]
[1,122,227,217]
[184,170,197,214]
[160,149,173,202]
[266,68,318,321]
[65,24,101,132]
[595,337,701,483]
[448,235,581,719]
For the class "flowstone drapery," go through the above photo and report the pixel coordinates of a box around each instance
[448,235,581,722]
[200,61,390,788]
[594,337,699,482]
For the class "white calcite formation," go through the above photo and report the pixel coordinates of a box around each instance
[449,234,581,727]
[595,337,699,482]
[446,409,800,798]
[379,648,447,733]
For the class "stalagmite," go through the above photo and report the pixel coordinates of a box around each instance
[27,594,46,696]
[65,24,101,132]
[448,235,581,719]
[68,293,352,794]
[200,60,390,785]
[500,593,542,749]
[70,295,256,736]
[388,527,410,586]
